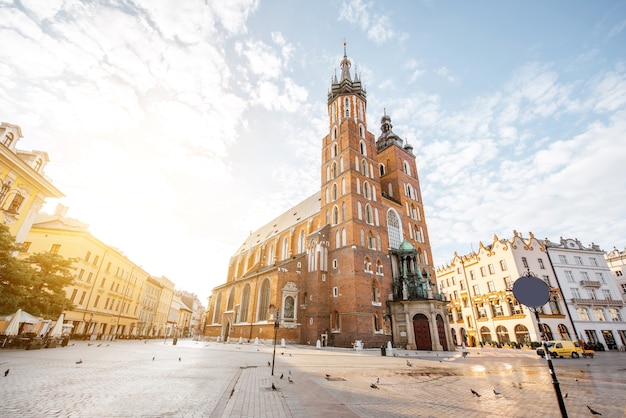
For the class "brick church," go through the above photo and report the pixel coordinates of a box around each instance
[205,46,452,351]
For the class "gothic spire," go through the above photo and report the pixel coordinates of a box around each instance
[340,41,352,82]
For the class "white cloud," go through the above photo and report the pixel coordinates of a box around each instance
[239,40,284,79]
[339,0,400,45]
[590,63,626,112]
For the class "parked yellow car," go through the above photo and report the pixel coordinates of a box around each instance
[536,340,584,358]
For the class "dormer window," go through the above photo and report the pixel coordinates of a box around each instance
[3,132,13,147]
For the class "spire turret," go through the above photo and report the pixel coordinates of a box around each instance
[340,41,352,82]
[327,42,366,106]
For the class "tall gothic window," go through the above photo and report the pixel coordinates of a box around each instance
[258,279,271,321]
[212,292,222,324]
[282,237,289,260]
[298,230,305,254]
[239,284,250,323]
[387,210,402,249]
[227,288,235,311]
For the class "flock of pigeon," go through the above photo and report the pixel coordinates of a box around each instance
[265,353,604,416]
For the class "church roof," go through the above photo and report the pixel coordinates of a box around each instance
[235,191,321,255]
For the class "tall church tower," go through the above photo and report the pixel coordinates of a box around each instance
[205,45,452,352]
[320,44,391,348]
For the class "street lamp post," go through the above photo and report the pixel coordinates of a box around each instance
[271,309,280,376]
[513,271,568,418]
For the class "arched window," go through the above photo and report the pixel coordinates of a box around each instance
[332,183,338,201]
[332,161,338,178]
[593,308,606,321]
[359,140,367,156]
[496,325,510,344]
[577,307,590,321]
[609,308,623,321]
[365,204,373,224]
[557,324,570,340]
[341,228,346,246]
[267,245,274,265]
[340,157,344,172]
[282,237,289,260]
[373,314,380,331]
[364,257,372,272]
[357,202,362,220]
[403,160,411,176]
[335,230,340,248]
[361,159,368,176]
[514,324,529,344]
[379,164,385,177]
[341,178,346,194]
[360,228,365,246]
[367,232,375,249]
[341,202,346,221]
[212,292,222,324]
[386,210,402,249]
[227,288,235,311]
[359,124,364,137]
[332,206,339,225]
[333,126,338,139]
[258,279,271,321]
[298,230,305,254]
[331,103,336,123]
[358,102,364,121]
[480,326,492,343]
[363,182,370,199]
[372,278,380,302]
[344,97,350,117]
[332,142,338,157]
[540,323,554,340]
[239,284,250,323]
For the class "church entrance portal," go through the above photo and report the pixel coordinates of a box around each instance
[412,313,432,350]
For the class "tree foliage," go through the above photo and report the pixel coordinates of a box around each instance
[0,224,76,318]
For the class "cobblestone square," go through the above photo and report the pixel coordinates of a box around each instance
[1,340,625,417]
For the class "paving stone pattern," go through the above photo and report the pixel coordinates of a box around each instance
[1,340,625,417]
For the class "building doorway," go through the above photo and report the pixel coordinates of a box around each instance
[412,313,432,350]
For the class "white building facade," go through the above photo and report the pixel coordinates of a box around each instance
[436,231,575,348]
[545,238,626,350]
[605,247,626,303]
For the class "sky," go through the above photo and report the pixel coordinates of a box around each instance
[1,0,625,303]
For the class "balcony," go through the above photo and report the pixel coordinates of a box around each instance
[571,297,625,307]
[579,280,601,288]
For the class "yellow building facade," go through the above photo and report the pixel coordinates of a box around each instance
[0,122,64,241]
[20,207,167,339]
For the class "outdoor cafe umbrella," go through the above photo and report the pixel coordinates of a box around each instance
[48,313,65,338]
[3,309,23,336]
